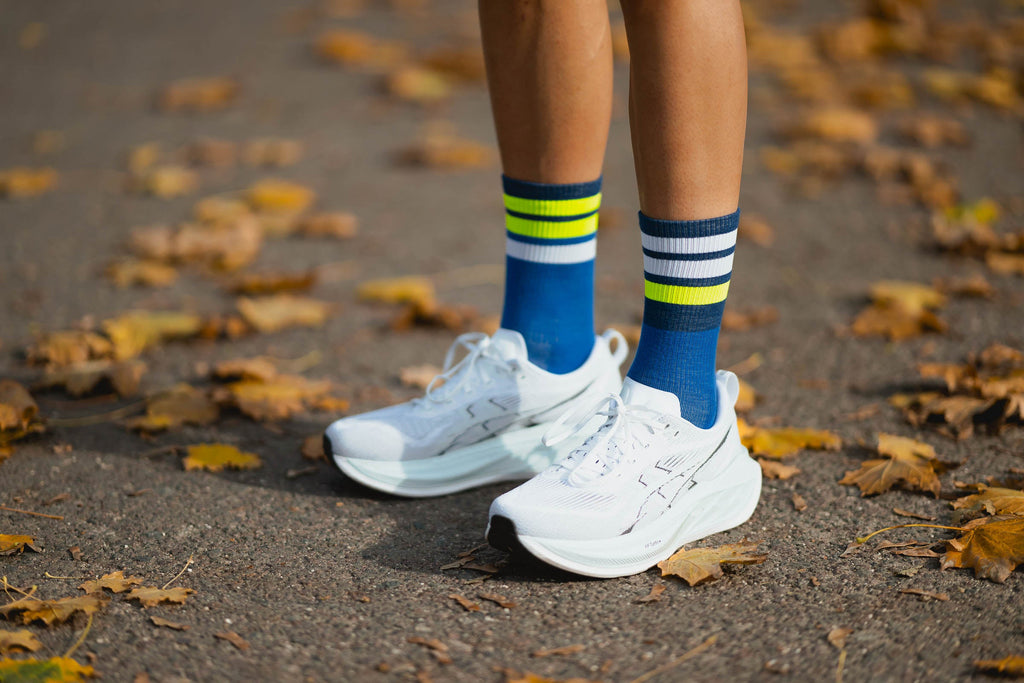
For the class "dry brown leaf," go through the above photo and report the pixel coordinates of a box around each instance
[531,644,586,658]
[314,30,408,70]
[386,66,453,104]
[26,330,113,367]
[193,196,251,225]
[792,493,808,512]
[185,138,238,167]
[183,444,261,472]
[899,115,969,148]
[132,165,198,199]
[840,433,952,497]
[0,534,40,556]
[986,252,1024,276]
[0,381,37,431]
[79,570,143,594]
[738,419,842,459]
[126,384,219,432]
[478,593,516,609]
[215,631,250,651]
[243,139,303,167]
[869,281,946,315]
[106,259,179,288]
[974,656,1024,676]
[933,274,993,299]
[737,214,775,247]
[215,374,332,421]
[130,219,264,271]
[734,379,758,413]
[940,516,1024,583]
[358,276,436,308]
[297,212,358,239]
[212,357,280,383]
[0,167,57,198]
[792,108,878,144]
[0,594,109,626]
[399,364,441,390]
[827,627,853,649]
[157,77,239,112]
[952,486,1024,517]
[302,434,326,461]
[127,586,195,607]
[398,124,494,169]
[237,295,331,333]
[102,310,203,360]
[0,629,42,654]
[447,593,480,612]
[37,359,146,398]
[758,459,802,480]
[229,271,316,295]
[635,584,666,604]
[150,616,189,630]
[246,179,315,213]
[899,587,949,601]
[721,306,779,332]
[0,656,96,681]
[658,542,767,586]
[849,303,946,341]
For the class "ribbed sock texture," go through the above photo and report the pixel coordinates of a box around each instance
[627,209,740,428]
[500,175,601,374]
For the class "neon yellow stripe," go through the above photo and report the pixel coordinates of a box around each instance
[644,280,730,305]
[506,213,598,239]
[503,193,602,218]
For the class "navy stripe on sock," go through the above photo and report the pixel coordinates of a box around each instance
[503,175,602,200]
[638,209,740,238]
[642,245,736,261]
[643,272,732,288]
[505,208,599,223]
[506,231,596,247]
[641,298,727,332]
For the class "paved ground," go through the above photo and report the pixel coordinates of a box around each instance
[2,0,1023,681]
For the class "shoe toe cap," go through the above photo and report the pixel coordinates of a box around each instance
[324,418,409,461]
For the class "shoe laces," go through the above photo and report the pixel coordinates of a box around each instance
[542,393,669,482]
[413,332,520,406]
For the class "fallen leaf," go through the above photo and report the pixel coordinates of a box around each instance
[150,616,189,630]
[974,656,1024,676]
[739,419,842,459]
[792,107,878,144]
[0,656,95,681]
[658,542,767,586]
[243,139,303,167]
[246,179,315,213]
[899,587,949,601]
[185,138,238,167]
[635,584,666,604]
[302,434,326,461]
[79,571,143,594]
[215,374,332,421]
[157,77,239,112]
[126,384,219,432]
[899,115,969,148]
[106,259,179,288]
[933,274,993,299]
[849,302,946,341]
[0,167,57,198]
[25,331,113,367]
[182,444,262,472]
[737,214,775,247]
[531,644,586,658]
[792,493,808,511]
[407,637,451,665]
[839,433,952,497]
[229,271,316,295]
[212,357,280,383]
[758,459,802,480]
[314,30,408,70]
[193,196,251,225]
[0,629,42,654]
[478,593,516,609]
[398,123,494,169]
[721,306,779,332]
[399,364,441,390]
[237,295,331,333]
[69,546,82,561]
[0,594,109,626]
[827,627,853,649]
[0,535,40,556]
[870,281,946,315]
[358,275,436,308]
[37,359,146,398]
[297,212,358,238]
[421,46,487,82]
[102,310,203,360]
[131,165,198,198]
[940,516,1024,582]
[130,218,264,271]
[447,593,480,612]
[386,66,454,104]
[0,381,38,431]
[952,486,1024,517]
[734,379,758,413]
[215,631,250,651]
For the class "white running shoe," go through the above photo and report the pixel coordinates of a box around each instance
[486,371,762,578]
[324,328,628,497]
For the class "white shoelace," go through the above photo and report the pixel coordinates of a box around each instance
[413,332,520,405]
[542,393,668,480]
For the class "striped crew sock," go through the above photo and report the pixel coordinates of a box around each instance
[626,209,739,428]
[501,175,601,374]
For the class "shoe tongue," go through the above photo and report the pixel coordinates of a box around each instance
[619,377,681,416]
[490,328,528,359]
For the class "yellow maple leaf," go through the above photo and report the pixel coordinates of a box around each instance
[0,381,38,432]
[313,30,408,70]
[126,384,219,432]
[974,656,1024,676]
[0,167,58,198]
[793,107,878,144]
[953,485,1024,517]
[236,295,331,333]
[218,375,332,421]
[738,418,842,459]
[105,259,179,288]
[397,123,494,169]
[246,179,315,213]
[0,629,42,654]
[102,310,203,360]
[79,570,144,594]
[183,444,261,472]
[758,459,801,480]
[357,276,435,307]
[940,516,1024,583]
[130,218,264,271]
[37,359,146,398]
[658,542,767,586]
[869,280,946,315]
[849,302,946,341]
[157,77,239,112]
[229,271,316,296]
[126,586,196,607]
[386,65,453,105]
[25,331,113,367]
[132,165,198,199]
[243,138,304,167]
[0,535,39,556]
[0,656,95,681]
[192,196,251,225]
[212,357,280,383]
[839,433,951,497]
[297,212,358,239]
[0,594,109,626]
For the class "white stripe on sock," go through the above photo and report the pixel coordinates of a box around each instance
[506,237,596,264]
[641,230,737,255]
[642,252,735,279]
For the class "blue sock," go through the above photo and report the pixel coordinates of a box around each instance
[626,209,739,427]
[500,175,601,374]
